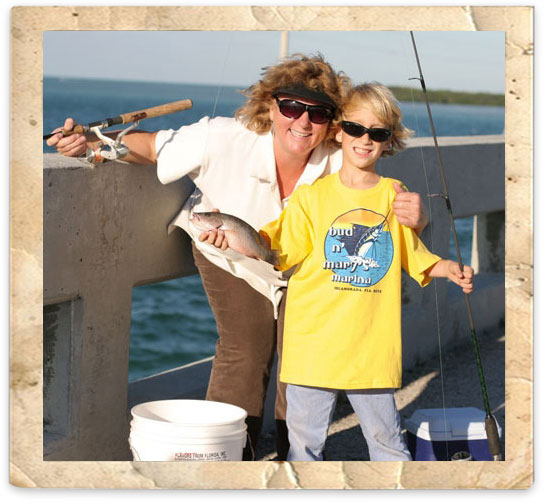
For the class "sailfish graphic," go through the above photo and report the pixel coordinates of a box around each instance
[335,211,390,260]
[355,220,386,259]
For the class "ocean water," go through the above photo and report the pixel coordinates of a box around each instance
[43,77,504,382]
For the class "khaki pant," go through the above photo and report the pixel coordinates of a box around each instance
[192,243,288,457]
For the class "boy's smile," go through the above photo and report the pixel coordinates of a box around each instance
[353,146,374,157]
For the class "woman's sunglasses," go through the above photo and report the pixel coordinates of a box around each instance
[340,121,392,143]
[275,98,334,125]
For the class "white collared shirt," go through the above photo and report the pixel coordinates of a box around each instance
[155,116,342,317]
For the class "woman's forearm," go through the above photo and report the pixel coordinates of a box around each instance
[87,130,158,165]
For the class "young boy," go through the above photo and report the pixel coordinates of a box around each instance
[258,83,474,461]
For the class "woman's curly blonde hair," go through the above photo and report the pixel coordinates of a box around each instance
[342,83,414,157]
[235,53,351,147]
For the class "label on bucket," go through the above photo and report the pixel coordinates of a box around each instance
[175,450,229,461]
[129,427,246,461]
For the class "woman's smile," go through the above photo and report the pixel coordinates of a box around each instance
[289,128,312,139]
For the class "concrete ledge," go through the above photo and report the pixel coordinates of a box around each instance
[128,356,213,409]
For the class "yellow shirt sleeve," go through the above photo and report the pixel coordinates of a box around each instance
[260,187,314,271]
[399,223,442,287]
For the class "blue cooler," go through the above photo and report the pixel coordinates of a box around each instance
[405,407,502,461]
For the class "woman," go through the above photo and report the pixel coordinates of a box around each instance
[47,54,427,460]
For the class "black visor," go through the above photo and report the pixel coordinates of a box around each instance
[273,86,336,109]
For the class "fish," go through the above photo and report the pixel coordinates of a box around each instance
[354,221,385,258]
[335,212,389,258]
[190,211,280,266]
[335,223,369,256]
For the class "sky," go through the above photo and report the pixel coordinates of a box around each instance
[43,30,505,94]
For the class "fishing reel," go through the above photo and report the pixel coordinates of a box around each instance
[83,121,139,166]
[45,98,193,167]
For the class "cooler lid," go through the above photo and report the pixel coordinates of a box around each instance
[404,407,502,441]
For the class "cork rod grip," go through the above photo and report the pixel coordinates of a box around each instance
[120,99,193,124]
[65,124,88,135]
[43,99,193,140]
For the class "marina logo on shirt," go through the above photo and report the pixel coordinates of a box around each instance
[323,208,393,287]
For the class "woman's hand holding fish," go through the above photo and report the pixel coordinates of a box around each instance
[197,209,229,250]
[199,228,229,250]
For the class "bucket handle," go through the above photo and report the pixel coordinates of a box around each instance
[245,432,255,461]
[129,438,142,461]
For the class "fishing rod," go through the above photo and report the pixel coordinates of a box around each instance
[409,31,502,461]
[43,98,192,164]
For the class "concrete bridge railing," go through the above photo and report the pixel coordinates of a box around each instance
[43,135,505,460]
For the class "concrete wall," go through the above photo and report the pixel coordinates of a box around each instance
[43,135,505,460]
[43,156,196,460]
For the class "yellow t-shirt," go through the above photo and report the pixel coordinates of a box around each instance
[261,173,441,390]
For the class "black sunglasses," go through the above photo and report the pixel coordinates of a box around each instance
[275,98,334,125]
[340,121,392,142]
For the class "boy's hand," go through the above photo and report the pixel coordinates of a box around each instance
[197,209,229,250]
[392,183,429,235]
[447,261,474,294]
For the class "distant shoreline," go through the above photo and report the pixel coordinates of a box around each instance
[44,76,505,107]
[389,86,505,107]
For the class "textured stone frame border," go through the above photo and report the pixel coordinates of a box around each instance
[10,5,533,489]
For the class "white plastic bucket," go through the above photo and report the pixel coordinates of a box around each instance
[129,400,248,461]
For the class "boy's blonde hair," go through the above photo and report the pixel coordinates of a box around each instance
[235,53,352,147]
[342,83,413,157]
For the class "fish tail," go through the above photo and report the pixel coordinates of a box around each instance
[268,249,281,267]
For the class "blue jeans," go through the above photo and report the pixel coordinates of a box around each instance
[286,384,412,461]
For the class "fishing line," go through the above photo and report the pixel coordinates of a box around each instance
[210,32,234,121]
[409,31,502,460]
[399,32,450,460]
[188,31,234,214]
